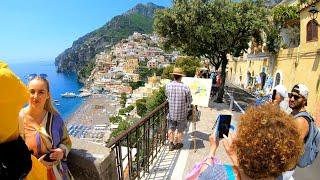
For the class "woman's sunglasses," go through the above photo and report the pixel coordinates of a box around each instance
[288,93,302,100]
[27,73,48,81]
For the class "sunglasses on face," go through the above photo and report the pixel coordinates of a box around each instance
[288,93,302,100]
[28,73,48,81]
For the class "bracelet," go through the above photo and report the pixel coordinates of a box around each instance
[206,156,221,165]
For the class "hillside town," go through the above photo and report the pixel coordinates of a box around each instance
[87,32,177,96]
[66,32,179,144]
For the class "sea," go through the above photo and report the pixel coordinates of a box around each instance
[7,60,84,120]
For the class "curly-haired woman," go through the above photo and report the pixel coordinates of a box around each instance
[195,103,303,180]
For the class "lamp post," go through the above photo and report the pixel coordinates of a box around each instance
[309,5,319,21]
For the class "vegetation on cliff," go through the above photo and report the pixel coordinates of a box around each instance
[55,3,164,79]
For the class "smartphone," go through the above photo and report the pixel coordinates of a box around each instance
[43,152,55,162]
[272,89,276,102]
[215,114,232,139]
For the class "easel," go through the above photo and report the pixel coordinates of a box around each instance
[192,105,198,152]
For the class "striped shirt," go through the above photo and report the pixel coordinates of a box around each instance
[165,81,192,121]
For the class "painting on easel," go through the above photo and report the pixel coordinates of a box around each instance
[181,77,212,107]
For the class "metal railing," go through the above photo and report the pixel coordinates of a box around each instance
[107,101,169,180]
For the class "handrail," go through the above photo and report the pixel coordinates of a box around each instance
[106,100,169,180]
[107,100,168,148]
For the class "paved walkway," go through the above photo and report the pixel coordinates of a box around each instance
[143,95,242,180]
[143,83,320,180]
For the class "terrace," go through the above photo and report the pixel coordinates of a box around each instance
[67,99,242,180]
[66,87,320,179]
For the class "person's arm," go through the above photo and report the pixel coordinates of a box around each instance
[294,116,309,141]
[222,132,239,166]
[186,87,192,105]
[50,115,72,161]
[199,134,219,173]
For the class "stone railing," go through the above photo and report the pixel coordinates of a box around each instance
[67,137,117,180]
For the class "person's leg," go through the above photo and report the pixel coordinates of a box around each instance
[175,120,187,149]
[176,131,183,143]
[168,120,177,151]
[168,129,174,143]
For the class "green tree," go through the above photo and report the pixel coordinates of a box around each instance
[272,5,299,28]
[175,56,201,77]
[161,56,200,79]
[118,108,127,115]
[154,0,268,102]
[127,105,134,112]
[129,81,145,90]
[109,115,122,124]
[161,65,174,79]
[146,86,166,112]
[139,66,153,80]
[136,98,147,117]
[111,120,131,138]
[120,92,127,108]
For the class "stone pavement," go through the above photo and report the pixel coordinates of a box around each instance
[143,83,320,180]
[143,96,242,180]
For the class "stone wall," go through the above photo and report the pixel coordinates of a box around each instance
[67,137,117,180]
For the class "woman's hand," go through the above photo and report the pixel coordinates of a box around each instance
[39,154,55,169]
[222,132,238,166]
[50,148,64,161]
[209,133,219,156]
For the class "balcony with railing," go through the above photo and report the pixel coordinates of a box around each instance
[66,96,243,180]
[67,101,170,180]
[106,101,168,179]
[67,83,320,180]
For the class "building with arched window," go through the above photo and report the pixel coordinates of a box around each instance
[227,1,320,124]
[306,20,318,42]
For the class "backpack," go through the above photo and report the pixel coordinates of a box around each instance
[294,111,320,168]
[0,136,32,179]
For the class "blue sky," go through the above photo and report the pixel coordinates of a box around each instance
[0,0,172,62]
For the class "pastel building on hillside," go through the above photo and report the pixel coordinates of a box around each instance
[123,58,139,73]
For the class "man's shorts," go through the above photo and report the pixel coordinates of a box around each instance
[168,119,187,132]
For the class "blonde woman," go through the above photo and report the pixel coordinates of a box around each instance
[19,74,73,180]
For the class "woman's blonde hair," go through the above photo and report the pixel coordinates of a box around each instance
[29,77,59,115]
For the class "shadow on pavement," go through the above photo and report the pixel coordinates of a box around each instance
[143,144,181,180]
[187,131,211,150]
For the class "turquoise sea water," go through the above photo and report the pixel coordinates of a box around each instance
[8,60,83,120]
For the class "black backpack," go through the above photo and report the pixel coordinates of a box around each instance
[294,112,320,168]
[0,136,32,180]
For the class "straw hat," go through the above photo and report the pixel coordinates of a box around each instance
[170,67,185,76]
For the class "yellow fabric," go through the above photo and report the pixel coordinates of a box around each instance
[0,61,29,143]
[25,155,48,180]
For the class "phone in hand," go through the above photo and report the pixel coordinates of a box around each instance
[215,114,232,139]
[43,152,55,162]
[272,89,277,102]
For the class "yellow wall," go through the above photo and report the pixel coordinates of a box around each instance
[124,58,139,73]
[228,3,320,118]
[228,58,247,87]
[228,56,271,88]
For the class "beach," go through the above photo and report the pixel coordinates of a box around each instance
[65,94,119,127]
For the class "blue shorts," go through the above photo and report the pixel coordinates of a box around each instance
[168,119,187,132]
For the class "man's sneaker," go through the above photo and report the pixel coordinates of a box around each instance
[169,142,175,151]
[175,143,183,150]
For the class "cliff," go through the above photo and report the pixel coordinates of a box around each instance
[55,3,164,78]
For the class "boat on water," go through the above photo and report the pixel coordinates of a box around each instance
[54,99,59,102]
[78,92,92,97]
[61,92,77,98]
[55,103,60,106]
